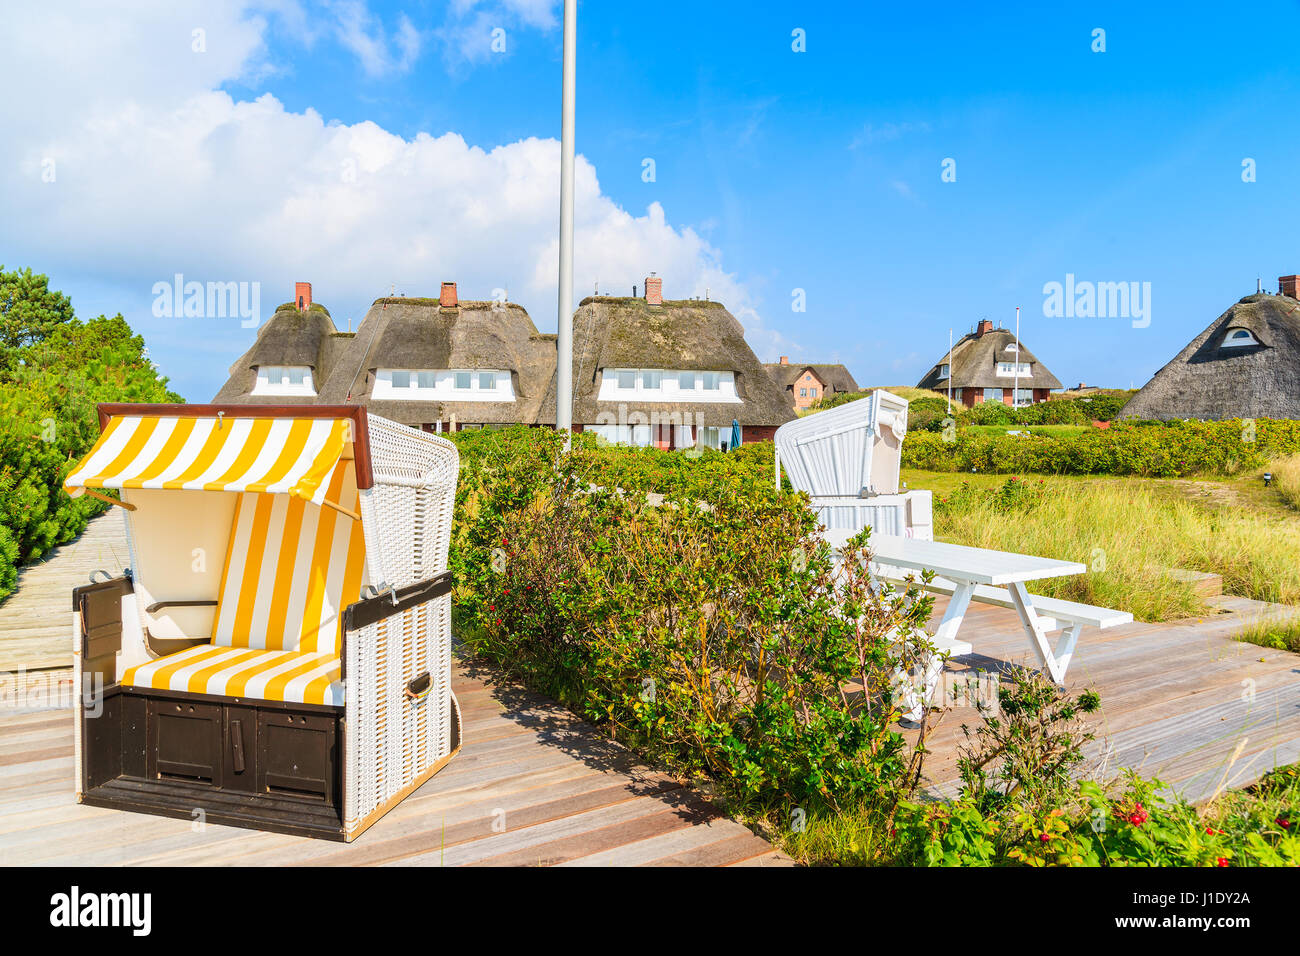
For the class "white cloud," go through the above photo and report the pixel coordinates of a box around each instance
[0,0,776,398]
[327,0,421,76]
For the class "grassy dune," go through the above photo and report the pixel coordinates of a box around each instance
[931,477,1300,621]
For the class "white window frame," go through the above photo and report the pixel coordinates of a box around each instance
[995,361,1032,378]
[251,365,316,396]
[374,368,515,402]
[596,368,740,404]
[1222,328,1258,348]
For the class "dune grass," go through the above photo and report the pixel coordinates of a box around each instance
[1267,453,1300,510]
[1235,616,1300,654]
[932,477,1300,622]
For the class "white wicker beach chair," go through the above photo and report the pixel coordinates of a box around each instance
[66,404,461,841]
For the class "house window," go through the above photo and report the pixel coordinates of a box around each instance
[799,388,807,397]
[1222,328,1258,348]
[996,362,1032,377]
[983,388,1002,403]
[939,364,950,378]
[1013,388,1034,406]
[810,388,818,398]
[376,369,514,402]
[1004,344,1019,353]
[953,388,963,402]
[597,368,739,403]
[251,365,316,396]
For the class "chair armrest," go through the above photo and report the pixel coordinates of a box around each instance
[144,599,218,614]
[340,571,453,680]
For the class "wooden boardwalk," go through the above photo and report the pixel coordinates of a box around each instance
[0,512,130,671]
[3,511,1298,862]
[0,662,791,866]
[917,594,1300,803]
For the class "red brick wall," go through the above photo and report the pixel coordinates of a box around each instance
[790,370,827,411]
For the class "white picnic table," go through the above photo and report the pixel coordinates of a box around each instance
[825,530,1090,718]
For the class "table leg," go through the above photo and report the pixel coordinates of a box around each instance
[1008,581,1066,685]
[897,581,975,721]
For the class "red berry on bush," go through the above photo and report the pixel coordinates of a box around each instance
[1216,857,1229,867]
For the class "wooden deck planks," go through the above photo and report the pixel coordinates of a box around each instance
[0,663,787,866]
[0,512,130,671]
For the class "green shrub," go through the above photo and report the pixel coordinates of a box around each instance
[903,418,1300,478]
[905,396,950,433]
[449,427,938,811]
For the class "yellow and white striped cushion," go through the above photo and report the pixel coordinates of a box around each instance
[211,460,366,655]
[123,644,343,706]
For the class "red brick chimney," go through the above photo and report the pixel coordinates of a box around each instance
[779,355,789,365]
[295,281,312,311]
[440,281,457,308]
[976,318,994,336]
[645,274,663,305]
[1279,275,1300,299]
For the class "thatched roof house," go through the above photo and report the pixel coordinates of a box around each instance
[314,283,555,429]
[216,277,794,445]
[763,357,859,412]
[542,276,795,448]
[916,319,1062,407]
[214,282,353,405]
[1121,281,1300,420]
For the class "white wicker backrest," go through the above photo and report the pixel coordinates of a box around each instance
[357,415,459,592]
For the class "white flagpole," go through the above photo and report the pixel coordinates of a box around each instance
[555,0,577,442]
[947,328,953,413]
[1013,305,1021,407]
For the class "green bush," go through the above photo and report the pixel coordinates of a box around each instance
[903,418,1300,477]
[448,427,937,811]
[905,396,951,433]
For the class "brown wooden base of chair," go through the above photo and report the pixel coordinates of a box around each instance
[79,684,462,842]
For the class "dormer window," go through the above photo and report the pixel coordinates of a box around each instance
[375,368,514,402]
[597,368,739,403]
[1004,344,1019,352]
[939,363,950,378]
[1221,328,1258,348]
[251,365,315,396]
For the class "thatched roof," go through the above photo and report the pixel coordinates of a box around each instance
[313,297,554,426]
[213,304,341,405]
[764,362,859,394]
[1121,292,1300,420]
[916,327,1063,391]
[539,296,796,427]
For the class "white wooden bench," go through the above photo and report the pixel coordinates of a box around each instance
[876,564,1132,685]
[827,532,1133,720]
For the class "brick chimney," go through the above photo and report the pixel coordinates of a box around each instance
[1279,275,1300,299]
[779,355,789,365]
[295,281,312,311]
[440,281,458,308]
[645,274,663,305]
[976,318,994,336]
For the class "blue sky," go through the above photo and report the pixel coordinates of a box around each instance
[3,1,1300,401]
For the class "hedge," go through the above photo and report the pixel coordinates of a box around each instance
[902,419,1300,477]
